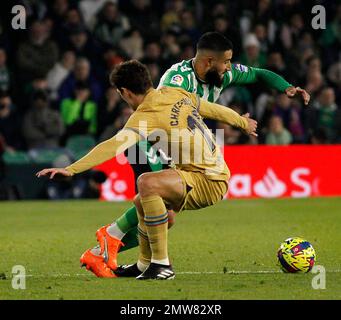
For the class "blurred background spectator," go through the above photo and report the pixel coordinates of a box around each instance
[93,1,130,48]
[0,0,340,199]
[97,87,124,137]
[99,103,133,141]
[60,81,97,141]
[58,57,103,104]
[0,90,21,151]
[265,115,293,145]
[305,87,341,143]
[16,20,59,83]
[0,48,12,93]
[1,0,339,149]
[47,50,76,101]
[240,33,266,68]
[22,89,64,149]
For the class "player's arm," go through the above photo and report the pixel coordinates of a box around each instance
[197,98,257,136]
[227,64,310,105]
[36,129,140,179]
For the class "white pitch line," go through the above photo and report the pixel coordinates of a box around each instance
[177,270,341,275]
[14,269,341,278]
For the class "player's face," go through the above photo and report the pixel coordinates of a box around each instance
[205,50,233,87]
[117,88,139,109]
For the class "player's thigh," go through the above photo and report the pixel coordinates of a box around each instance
[137,169,185,209]
[176,170,228,211]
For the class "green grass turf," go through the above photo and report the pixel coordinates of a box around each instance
[0,198,340,300]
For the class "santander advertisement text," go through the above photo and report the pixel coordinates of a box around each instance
[95,146,341,200]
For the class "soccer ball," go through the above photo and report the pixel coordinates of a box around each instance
[277,237,316,273]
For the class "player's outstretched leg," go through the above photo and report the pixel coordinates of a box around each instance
[118,227,139,252]
[95,224,124,271]
[114,263,142,277]
[116,206,139,248]
[80,247,116,278]
[87,206,176,273]
[82,206,138,273]
[93,205,140,270]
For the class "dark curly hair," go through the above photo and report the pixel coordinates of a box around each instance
[197,32,233,52]
[109,60,153,95]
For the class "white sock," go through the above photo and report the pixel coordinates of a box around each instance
[151,257,170,266]
[137,260,149,272]
[106,223,125,240]
[90,245,101,256]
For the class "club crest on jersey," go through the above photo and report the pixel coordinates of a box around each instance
[170,74,184,86]
[234,64,248,72]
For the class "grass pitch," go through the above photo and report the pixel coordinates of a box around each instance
[0,198,340,300]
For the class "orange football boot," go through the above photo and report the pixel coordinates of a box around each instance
[96,225,124,271]
[80,249,116,278]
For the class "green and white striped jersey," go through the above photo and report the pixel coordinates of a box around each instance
[157,59,292,103]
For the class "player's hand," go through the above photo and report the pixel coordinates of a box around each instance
[242,113,258,137]
[36,168,73,179]
[285,86,310,105]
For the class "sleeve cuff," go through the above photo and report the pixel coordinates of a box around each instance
[65,166,76,176]
[240,116,248,130]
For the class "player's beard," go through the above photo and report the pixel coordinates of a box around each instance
[205,67,224,87]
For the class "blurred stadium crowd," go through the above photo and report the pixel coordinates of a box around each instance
[0,0,341,163]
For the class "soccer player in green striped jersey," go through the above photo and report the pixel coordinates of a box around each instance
[158,32,310,105]
[79,32,310,277]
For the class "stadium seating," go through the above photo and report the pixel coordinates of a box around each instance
[66,135,96,160]
[29,149,67,165]
[3,151,32,165]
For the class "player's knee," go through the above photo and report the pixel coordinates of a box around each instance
[133,194,141,211]
[133,194,140,204]
[136,173,147,192]
[137,173,159,196]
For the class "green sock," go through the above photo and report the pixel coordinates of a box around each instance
[116,206,139,252]
[116,206,139,233]
[119,227,138,252]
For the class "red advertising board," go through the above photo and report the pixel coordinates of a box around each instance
[224,145,341,198]
[95,153,136,201]
[96,145,341,201]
